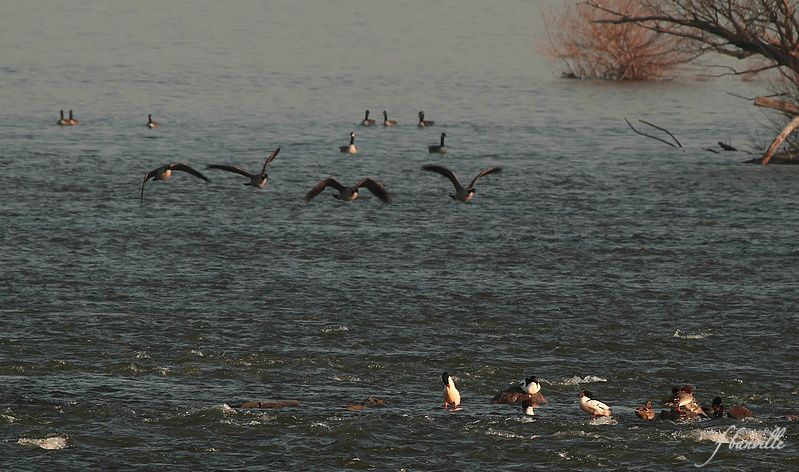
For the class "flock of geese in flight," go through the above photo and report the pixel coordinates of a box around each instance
[56,109,501,206]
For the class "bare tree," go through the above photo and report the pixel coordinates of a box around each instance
[586,0,799,164]
[542,0,695,80]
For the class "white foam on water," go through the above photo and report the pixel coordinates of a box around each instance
[557,375,608,386]
[673,329,711,339]
[2,414,17,423]
[17,436,71,450]
[321,325,349,333]
[677,427,772,444]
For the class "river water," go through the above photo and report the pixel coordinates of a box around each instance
[1,1,797,470]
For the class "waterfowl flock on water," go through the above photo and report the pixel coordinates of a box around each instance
[441,373,761,422]
[56,109,504,207]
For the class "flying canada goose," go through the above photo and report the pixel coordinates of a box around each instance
[304,177,391,203]
[421,164,502,202]
[578,390,612,418]
[146,114,160,128]
[417,111,434,127]
[57,110,69,126]
[442,372,461,410]
[428,133,448,154]
[339,132,357,154]
[382,110,397,127]
[360,110,376,127]
[206,147,281,189]
[67,110,79,125]
[140,163,209,205]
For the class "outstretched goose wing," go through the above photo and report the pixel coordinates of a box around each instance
[355,178,391,203]
[207,164,253,178]
[171,163,210,182]
[468,167,502,189]
[305,177,345,202]
[421,164,463,191]
[261,147,281,174]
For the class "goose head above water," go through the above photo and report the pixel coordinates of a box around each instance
[147,114,160,128]
[428,133,447,154]
[361,110,376,127]
[57,110,69,126]
[418,110,434,127]
[383,110,397,127]
[339,132,357,154]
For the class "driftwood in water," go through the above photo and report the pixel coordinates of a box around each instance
[753,96,799,165]
[624,118,683,149]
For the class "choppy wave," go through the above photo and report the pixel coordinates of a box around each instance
[556,375,608,386]
[676,426,773,444]
[17,436,71,450]
[673,329,711,340]
[1,414,17,423]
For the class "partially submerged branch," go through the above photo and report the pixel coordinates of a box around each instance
[624,118,684,149]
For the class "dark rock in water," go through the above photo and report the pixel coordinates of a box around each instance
[345,396,386,411]
[231,400,300,409]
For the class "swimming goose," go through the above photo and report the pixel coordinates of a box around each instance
[442,372,461,409]
[140,163,210,205]
[428,133,448,154]
[57,110,69,126]
[304,177,391,203]
[67,110,79,125]
[579,390,612,418]
[382,110,397,127]
[360,110,376,127]
[339,132,357,154]
[207,147,280,188]
[491,376,547,406]
[146,114,160,129]
[417,111,434,127]
[421,164,502,202]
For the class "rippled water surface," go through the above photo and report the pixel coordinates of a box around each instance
[1,1,798,470]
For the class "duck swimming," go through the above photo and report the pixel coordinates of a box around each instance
[421,164,502,202]
[442,372,461,410]
[304,177,391,203]
[578,390,612,418]
[140,163,210,205]
[339,132,357,154]
[207,147,281,189]
[428,133,448,154]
